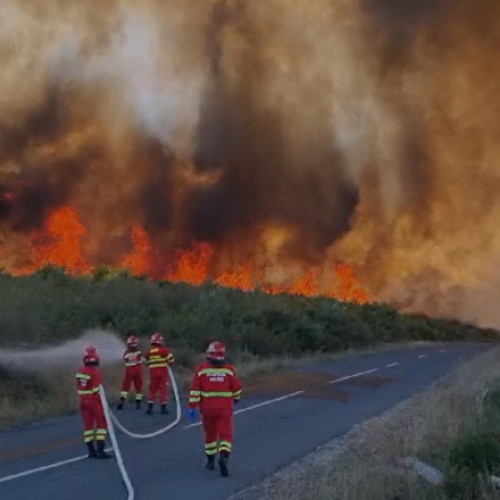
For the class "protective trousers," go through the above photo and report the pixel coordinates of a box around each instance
[202,408,233,456]
[120,366,143,400]
[80,399,107,443]
[148,369,168,404]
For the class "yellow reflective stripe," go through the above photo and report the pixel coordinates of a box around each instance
[233,390,242,398]
[148,363,167,369]
[190,390,201,396]
[189,398,200,404]
[120,391,128,398]
[78,387,99,395]
[76,373,91,380]
[198,368,234,376]
[200,391,233,398]
[84,430,94,436]
[135,394,143,400]
[84,435,94,443]
[205,441,218,455]
[219,442,232,452]
[125,362,140,366]
[96,428,107,435]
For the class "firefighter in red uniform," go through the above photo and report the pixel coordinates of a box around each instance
[75,346,112,459]
[188,341,242,477]
[144,332,174,414]
[117,334,143,410]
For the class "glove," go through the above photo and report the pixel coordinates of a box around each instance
[188,409,197,421]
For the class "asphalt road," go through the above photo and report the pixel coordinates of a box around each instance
[0,342,491,500]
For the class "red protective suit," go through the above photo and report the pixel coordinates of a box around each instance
[189,362,242,456]
[120,349,143,401]
[145,346,174,404]
[76,365,107,444]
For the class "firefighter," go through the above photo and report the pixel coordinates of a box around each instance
[75,346,112,459]
[144,332,174,415]
[117,334,143,410]
[188,341,242,477]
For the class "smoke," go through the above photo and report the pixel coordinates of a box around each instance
[0,329,125,372]
[0,0,499,324]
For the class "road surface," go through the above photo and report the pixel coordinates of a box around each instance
[0,342,491,500]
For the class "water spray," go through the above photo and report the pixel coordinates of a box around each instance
[0,330,183,500]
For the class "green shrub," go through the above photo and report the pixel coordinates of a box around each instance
[0,267,497,358]
[445,431,500,498]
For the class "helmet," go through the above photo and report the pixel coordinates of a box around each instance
[206,341,225,361]
[83,345,100,364]
[126,335,139,348]
[150,332,163,345]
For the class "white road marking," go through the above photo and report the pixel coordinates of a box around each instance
[386,362,399,368]
[418,354,427,359]
[0,448,112,484]
[329,368,378,385]
[439,349,446,353]
[0,391,306,483]
[182,390,305,430]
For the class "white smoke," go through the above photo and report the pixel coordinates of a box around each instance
[0,329,125,372]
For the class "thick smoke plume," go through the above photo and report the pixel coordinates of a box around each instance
[0,0,499,325]
[0,329,124,372]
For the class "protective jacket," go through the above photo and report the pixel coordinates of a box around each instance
[189,362,242,413]
[145,346,174,371]
[76,364,103,402]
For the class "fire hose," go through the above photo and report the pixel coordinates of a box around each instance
[99,365,182,500]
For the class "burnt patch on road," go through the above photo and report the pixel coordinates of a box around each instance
[244,371,351,401]
[244,372,331,395]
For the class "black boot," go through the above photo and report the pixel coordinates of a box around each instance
[135,399,142,410]
[218,451,229,477]
[205,454,215,470]
[117,397,125,410]
[86,441,96,459]
[160,404,169,415]
[95,440,112,459]
[146,402,153,414]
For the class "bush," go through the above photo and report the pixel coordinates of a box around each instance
[0,267,497,359]
[445,431,500,498]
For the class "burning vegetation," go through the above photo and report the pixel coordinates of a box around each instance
[0,0,499,324]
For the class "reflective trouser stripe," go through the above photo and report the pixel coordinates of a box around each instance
[96,428,107,441]
[219,441,232,453]
[135,393,143,400]
[83,430,94,443]
[120,391,128,398]
[205,442,218,456]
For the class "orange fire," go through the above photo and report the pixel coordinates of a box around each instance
[9,205,371,303]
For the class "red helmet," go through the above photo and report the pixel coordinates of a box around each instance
[150,332,163,345]
[206,341,225,361]
[83,345,100,364]
[126,335,138,347]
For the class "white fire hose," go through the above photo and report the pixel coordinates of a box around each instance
[99,366,182,500]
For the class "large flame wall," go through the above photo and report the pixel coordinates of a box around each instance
[0,0,499,325]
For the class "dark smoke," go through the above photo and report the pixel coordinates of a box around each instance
[0,0,499,326]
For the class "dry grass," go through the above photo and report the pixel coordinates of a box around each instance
[233,346,500,500]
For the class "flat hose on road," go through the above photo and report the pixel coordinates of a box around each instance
[99,366,182,500]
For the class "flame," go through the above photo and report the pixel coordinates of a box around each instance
[10,204,371,303]
[13,206,91,276]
